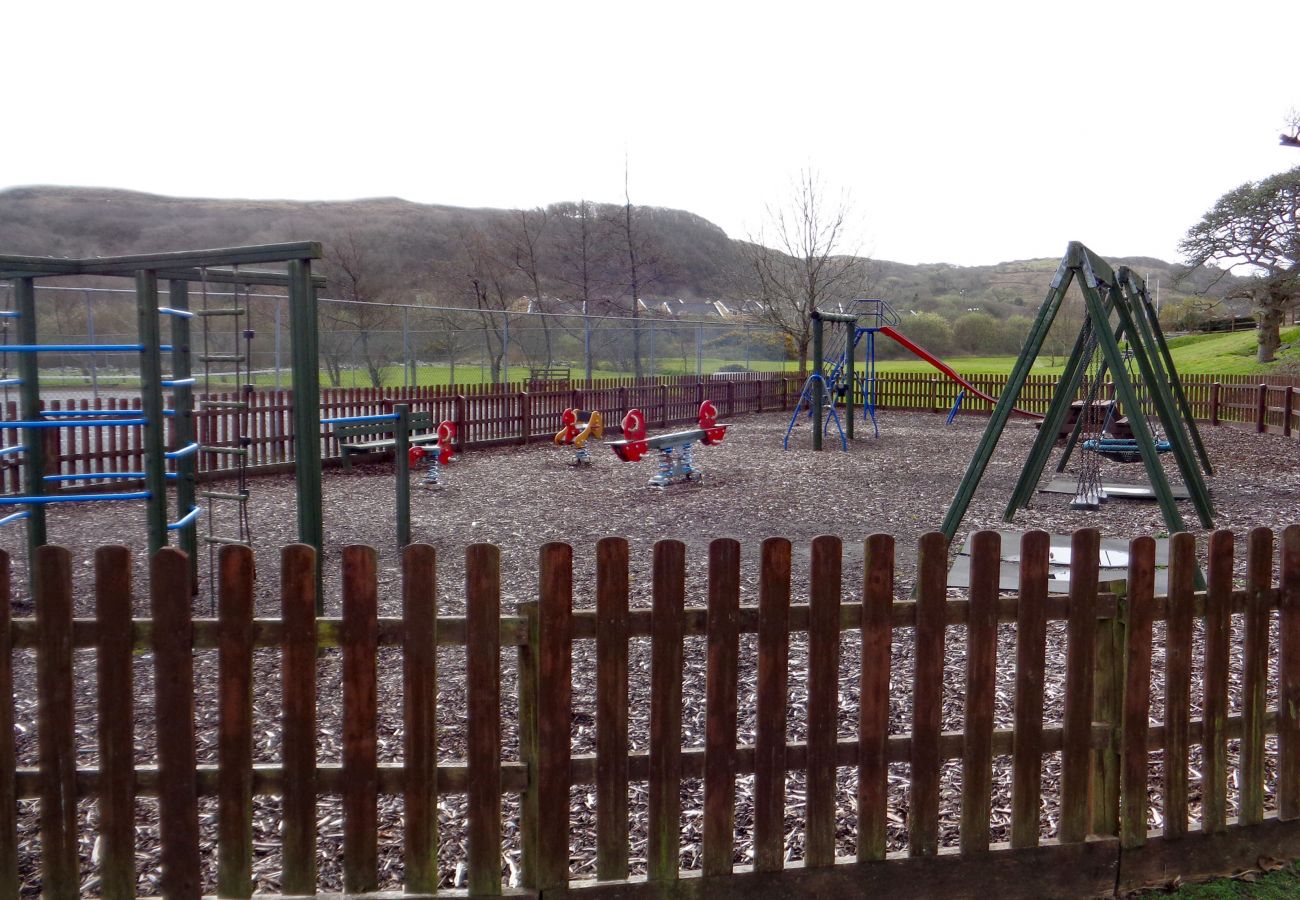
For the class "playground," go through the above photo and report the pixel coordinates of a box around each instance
[3,405,1298,891]
[3,241,1300,897]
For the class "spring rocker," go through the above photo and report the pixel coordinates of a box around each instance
[610,401,728,487]
[408,420,457,487]
[553,408,604,465]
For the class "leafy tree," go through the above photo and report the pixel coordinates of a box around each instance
[891,312,953,357]
[952,311,999,354]
[744,168,871,376]
[1179,165,1300,361]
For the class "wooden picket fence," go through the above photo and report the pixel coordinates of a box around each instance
[6,371,1299,490]
[4,525,1300,897]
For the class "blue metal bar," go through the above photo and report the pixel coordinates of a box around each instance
[0,445,23,456]
[0,491,150,506]
[40,409,145,418]
[0,378,20,386]
[0,510,30,527]
[0,311,20,319]
[157,307,195,319]
[0,344,172,353]
[161,377,197,387]
[165,442,199,459]
[321,413,400,425]
[42,472,162,482]
[2,419,147,428]
[168,506,201,530]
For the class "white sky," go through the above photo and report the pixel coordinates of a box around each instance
[3,1,1298,267]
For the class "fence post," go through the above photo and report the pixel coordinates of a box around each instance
[455,394,468,451]
[519,391,531,445]
[395,405,410,548]
[1092,587,1125,838]
[618,386,628,424]
[1210,381,1221,425]
[696,381,704,409]
[1257,383,1268,433]
[755,375,763,414]
[1284,386,1294,438]
[658,384,668,428]
[929,376,938,415]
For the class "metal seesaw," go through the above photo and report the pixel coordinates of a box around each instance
[609,401,729,487]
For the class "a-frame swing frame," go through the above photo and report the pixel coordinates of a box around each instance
[940,242,1214,545]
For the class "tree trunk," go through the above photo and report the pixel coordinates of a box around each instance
[1258,304,1284,362]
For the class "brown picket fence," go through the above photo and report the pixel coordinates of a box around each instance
[4,525,1300,897]
[6,371,1299,491]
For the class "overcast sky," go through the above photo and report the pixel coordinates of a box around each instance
[4,1,1298,267]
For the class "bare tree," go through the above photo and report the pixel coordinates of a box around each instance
[449,224,516,384]
[605,163,668,378]
[322,233,400,387]
[550,199,612,382]
[1282,107,1300,148]
[744,169,871,376]
[501,207,555,367]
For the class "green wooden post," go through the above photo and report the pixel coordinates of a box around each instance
[1104,285,1213,528]
[1080,284,1188,534]
[395,404,410,548]
[169,280,198,589]
[15,278,45,574]
[137,270,169,556]
[845,322,856,441]
[811,313,824,451]
[288,258,324,608]
[940,249,1076,541]
[1126,274,1213,475]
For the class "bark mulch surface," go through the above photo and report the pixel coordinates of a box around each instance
[4,410,1298,894]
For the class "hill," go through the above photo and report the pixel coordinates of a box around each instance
[0,185,1249,322]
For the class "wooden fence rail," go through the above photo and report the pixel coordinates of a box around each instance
[5,371,1298,491]
[3,525,1300,897]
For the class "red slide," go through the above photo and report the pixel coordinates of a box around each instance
[878,326,1044,420]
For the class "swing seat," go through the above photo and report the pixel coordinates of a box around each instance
[1082,438,1172,464]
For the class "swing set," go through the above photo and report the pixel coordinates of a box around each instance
[941,242,1214,543]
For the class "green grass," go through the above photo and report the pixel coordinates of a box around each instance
[1149,859,1300,897]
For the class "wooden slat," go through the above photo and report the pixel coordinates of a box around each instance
[703,538,741,876]
[1120,537,1156,849]
[1010,530,1048,849]
[95,546,135,898]
[1162,533,1196,839]
[342,545,379,893]
[909,531,947,857]
[805,535,842,867]
[1059,528,1099,844]
[857,534,893,863]
[1281,525,1300,820]
[402,544,439,893]
[467,543,503,896]
[1202,530,1233,834]
[217,545,254,898]
[595,537,630,880]
[36,546,78,900]
[152,547,200,898]
[538,542,574,889]
[961,530,999,853]
[280,544,318,892]
[648,540,685,882]
[1240,527,1272,826]
[754,537,791,872]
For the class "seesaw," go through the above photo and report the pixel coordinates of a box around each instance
[610,401,728,487]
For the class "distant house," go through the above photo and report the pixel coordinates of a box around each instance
[523,295,760,321]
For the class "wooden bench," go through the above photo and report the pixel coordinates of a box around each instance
[529,366,571,383]
[336,411,442,469]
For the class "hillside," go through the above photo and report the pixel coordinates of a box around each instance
[0,186,1248,320]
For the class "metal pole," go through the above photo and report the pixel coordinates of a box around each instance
[288,258,324,608]
[503,313,510,385]
[744,325,751,371]
[395,403,410,547]
[649,319,656,377]
[169,279,198,590]
[846,323,856,441]
[695,325,703,379]
[136,270,169,556]
[84,290,99,400]
[812,313,824,451]
[584,300,592,385]
[274,298,283,391]
[15,279,46,569]
[403,306,412,389]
